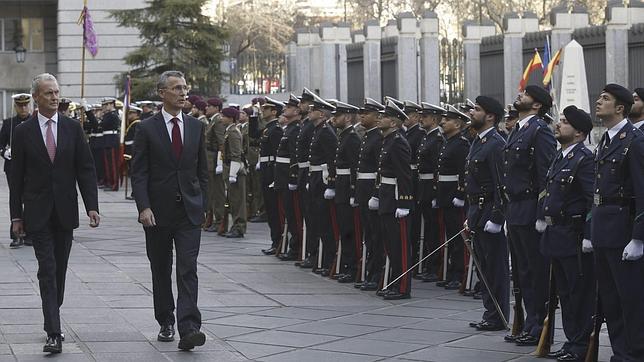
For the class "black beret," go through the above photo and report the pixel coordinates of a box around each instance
[603,83,633,105]
[525,85,552,108]
[332,101,360,114]
[562,105,593,134]
[380,100,408,121]
[633,87,643,101]
[475,96,504,118]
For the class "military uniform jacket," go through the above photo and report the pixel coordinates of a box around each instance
[354,122,366,140]
[538,142,593,258]
[257,119,282,187]
[417,127,444,203]
[123,119,140,158]
[503,116,556,225]
[85,110,104,150]
[0,115,29,173]
[274,122,300,190]
[239,122,250,163]
[406,124,424,171]
[377,131,413,215]
[437,134,469,208]
[355,127,382,206]
[334,125,360,204]
[223,124,244,166]
[295,118,315,190]
[308,121,337,194]
[591,121,644,248]
[100,110,120,148]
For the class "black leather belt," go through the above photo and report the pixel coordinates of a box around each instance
[467,193,493,206]
[544,214,583,226]
[507,191,537,202]
[176,193,183,202]
[593,194,631,207]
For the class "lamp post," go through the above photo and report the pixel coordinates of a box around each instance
[14,45,26,63]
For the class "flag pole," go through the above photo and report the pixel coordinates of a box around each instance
[80,0,87,128]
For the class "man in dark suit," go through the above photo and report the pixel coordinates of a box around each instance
[9,73,100,354]
[131,70,208,351]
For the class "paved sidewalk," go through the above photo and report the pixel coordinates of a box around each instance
[0,178,612,361]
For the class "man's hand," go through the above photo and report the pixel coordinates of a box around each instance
[535,219,547,233]
[139,208,156,227]
[368,197,379,210]
[229,175,237,184]
[582,239,593,253]
[452,198,465,207]
[324,189,335,200]
[88,210,100,227]
[288,184,297,191]
[431,199,438,209]
[622,239,644,261]
[483,220,503,234]
[463,219,469,232]
[11,220,25,238]
[215,165,223,175]
[395,208,410,218]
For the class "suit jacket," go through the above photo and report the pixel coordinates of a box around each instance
[9,114,98,233]
[131,112,208,227]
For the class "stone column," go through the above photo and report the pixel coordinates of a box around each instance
[384,19,399,38]
[363,20,381,101]
[549,5,589,95]
[336,23,352,102]
[462,21,497,101]
[319,23,351,100]
[396,12,419,102]
[419,11,439,104]
[605,1,644,86]
[286,41,297,92]
[503,13,539,105]
[295,27,321,94]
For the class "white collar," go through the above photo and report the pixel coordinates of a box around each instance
[607,118,628,140]
[561,143,578,158]
[518,115,533,129]
[427,126,440,134]
[633,120,644,129]
[366,126,378,133]
[478,126,494,139]
[161,108,183,123]
[37,112,58,126]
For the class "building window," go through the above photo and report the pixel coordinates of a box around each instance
[1,18,44,52]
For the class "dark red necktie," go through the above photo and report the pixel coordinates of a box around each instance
[171,118,182,159]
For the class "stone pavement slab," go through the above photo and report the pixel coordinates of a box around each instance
[0,177,614,361]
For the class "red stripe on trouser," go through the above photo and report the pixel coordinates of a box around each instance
[329,201,340,242]
[353,208,362,280]
[277,194,285,229]
[293,191,303,245]
[399,217,409,294]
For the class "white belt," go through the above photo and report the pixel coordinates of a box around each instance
[298,162,310,168]
[102,130,118,135]
[275,157,290,164]
[438,174,459,182]
[260,156,275,163]
[410,164,418,170]
[380,177,396,185]
[336,168,351,175]
[91,133,103,137]
[357,172,377,180]
[124,140,134,145]
[310,163,327,172]
[419,173,434,180]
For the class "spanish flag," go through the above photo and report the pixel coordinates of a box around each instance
[542,49,562,87]
[519,49,543,91]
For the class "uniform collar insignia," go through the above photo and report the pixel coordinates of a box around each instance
[481,137,487,143]
[619,132,626,139]
[567,152,574,159]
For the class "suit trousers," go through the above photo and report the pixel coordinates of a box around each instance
[381,214,411,294]
[144,201,202,337]
[442,207,465,282]
[263,185,281,247]
[594,247,644,361]
[360,206,384,283]
[471,227,510,326]
[336,203,358,276]
[206,173,215,213]
[507,224,549,337]
[30,213,73,335]
[552,253,595,356]
[5,172,18,240]
[420,203,441,275]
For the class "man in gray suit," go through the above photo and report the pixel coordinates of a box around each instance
[131,70,209,351]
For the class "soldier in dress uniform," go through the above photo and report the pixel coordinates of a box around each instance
[274,94,302,260]
[503,85,557,346]
[307,94,338,274]
[220,107,247,238]
[416,103,446,282]
[251,97,284,255]
[123,105,142,200]
[205,97,226,233]
[499,104,519,140]
[354,98,385,290]
[58,98,72,118]
[370,100,413,300]
[247,101,266,222]
[100,97,121,191]
[434,105,470,291]
[403,101,425,274]
[464,96,510,331]
[591,84,644,361]
[193,100,208,126]
[630,88,643,131]
[294,88,318,268]
[1,94,32,248]
[329,101,361,283]
[140,101,155,120]
[536,105,595,361]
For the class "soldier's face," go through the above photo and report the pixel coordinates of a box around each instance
[205,105,217,117]
[470,105,488,130]
[334,113,349,128]
[595,92,623,120]
[514,91,536,112]
[299,101,311,114]
[283,105,299,119]
[15,103,31,118]
[222,115,233,126]
[441,118,460,134]
[555,117,577,144]
[239,112,248,123]
[629,93,643,119]
[261,106,275,119]
[127,111,139,121]
[377,115,394,130]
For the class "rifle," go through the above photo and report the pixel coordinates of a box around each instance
[535,264,557,356]
[585,288,603,362]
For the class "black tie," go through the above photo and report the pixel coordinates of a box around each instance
[604,132,611,148]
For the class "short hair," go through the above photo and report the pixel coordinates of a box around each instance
[31,73,58,95]
[157,70,185,90]
[615,99,632,118]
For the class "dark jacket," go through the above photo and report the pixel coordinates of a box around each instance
[377,130,413,214]
[334,125,360,204]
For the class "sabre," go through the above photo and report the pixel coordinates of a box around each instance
[384,227,466,290]
[417,217,425,274]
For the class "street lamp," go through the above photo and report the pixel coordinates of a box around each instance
[14,45,26,63]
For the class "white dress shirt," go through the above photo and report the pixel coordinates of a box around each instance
[161,108,184,143]
[606,118,629,143]
[477,126,494,139]
[561,143,577,158]
[37,112,58,145]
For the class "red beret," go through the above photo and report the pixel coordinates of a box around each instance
[194,100,207,112]
[207,97,223,107]
[221,107,239,120]
[242,107,253,116]
[187,95,202,105]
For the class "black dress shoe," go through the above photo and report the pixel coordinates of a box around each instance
[157,324,175,342]
[125,195,135,200]
[330,273,344,280]
[178,330,206,351]
[361,282,379,291]
[436,280,449,287]
[22,238,33,246]
[421,273,440,282]
[473,291,483,300]
[547,348,568,359]
[9,238,23,248]
[383,291,411,300]
[299,259,314,268]
[261,247,277,255]
[469,321,483,328]
[43,334,62,353]
[504,331,527,342]
[278,253,297,261]
[444,281,462,290]
[475,321,505,331]
[557,352,581,361]
[313,268,328,275]
[337,274,355,283]
[225,230,244,238]
[515,334,539,346]
[376,289,390,297]
[321,269,331,277]
[249,214,267,223]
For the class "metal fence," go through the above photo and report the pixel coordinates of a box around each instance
[573,25,606,119]
[629,23,644,89]
[347,42,364,106]
[440,38,464,105]
[229,51,286,95]
[381,36,398,99]
[480,34,505,105]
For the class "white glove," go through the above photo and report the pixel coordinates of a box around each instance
[229,176,237,184]
[306,183,309,191]
[582,239,593,253]
[452,198,465,207]
[268,182,274,189]
[255,161,261,171]
[81,98,90,112]
[350,197,358,207]
[368,197,379,210]
[431,199,438,208]
[483,221,503,234]
[288,184,297,191]
[535,219,547,233]
[3,148,11,160]
[215,164,223,175]
[324,189,335,200]
[622,239,644,261]
[395,208,410,218]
